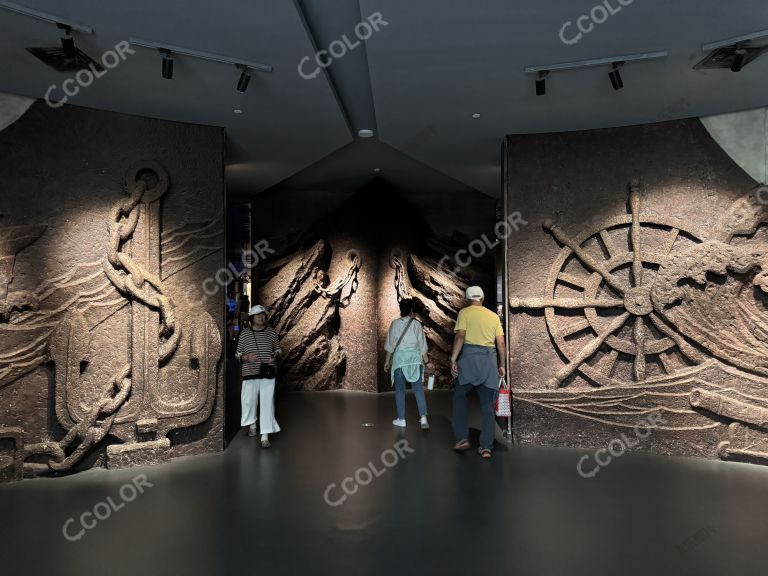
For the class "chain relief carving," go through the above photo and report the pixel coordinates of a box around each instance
[0,162,222,479]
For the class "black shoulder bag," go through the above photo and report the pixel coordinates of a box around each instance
[249,328,277,379]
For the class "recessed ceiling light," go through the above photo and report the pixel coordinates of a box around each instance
[373,168,381,173]
[233,109,243,114]
[358,129,374,138]
[472,113,481,119]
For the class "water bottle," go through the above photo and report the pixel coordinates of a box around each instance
[427,374,435,390]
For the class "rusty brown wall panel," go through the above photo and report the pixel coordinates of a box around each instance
[505,118,768,465]
[0,102,225,481]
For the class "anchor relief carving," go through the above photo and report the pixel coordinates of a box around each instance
[1,161,222,479]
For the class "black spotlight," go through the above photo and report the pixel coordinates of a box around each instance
[58,24,76,58]
[236,65,251,93]
[731,47,747,72]
[609,62,624,91]
[161,50,173,80]
[535,71,548,96]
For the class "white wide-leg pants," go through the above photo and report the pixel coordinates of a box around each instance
[240,378,281,434]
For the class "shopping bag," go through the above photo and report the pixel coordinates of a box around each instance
[495,377,511,418]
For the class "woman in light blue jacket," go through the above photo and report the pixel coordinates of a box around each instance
[384,298,431,429]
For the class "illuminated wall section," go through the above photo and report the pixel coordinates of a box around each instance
[0,102,225,482]
[253,180,497,392]
[505,117,768,465]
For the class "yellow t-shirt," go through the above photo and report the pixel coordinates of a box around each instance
[454,305,504,347]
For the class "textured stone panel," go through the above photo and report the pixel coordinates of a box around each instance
[106,438,171,469]
[506,118,768,464]
[255,183,495,391]
[0,103,225,481]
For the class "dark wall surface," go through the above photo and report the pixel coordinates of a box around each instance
[506,118,768,465]
[0,102,225,481]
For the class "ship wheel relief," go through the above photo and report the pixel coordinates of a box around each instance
[511,181,707,388]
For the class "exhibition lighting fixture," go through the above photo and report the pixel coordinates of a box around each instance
[160,49,173,80]
[58,23,76,58]
[702,28,768,52]
[129,37,272,87]
[699,28,768,73]
[731,48,747,72]
[0,1,93,33]
[608,62,624,91]
[0,1,93,57]
[236,65,251,93]
[525,50,668,93]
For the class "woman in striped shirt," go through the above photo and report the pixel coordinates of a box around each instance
[236,305,282,447]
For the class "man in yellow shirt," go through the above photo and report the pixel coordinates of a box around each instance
[450,286,506,459]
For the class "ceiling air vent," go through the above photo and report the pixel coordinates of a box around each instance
[694,44,767,72]
[26,46,103,73]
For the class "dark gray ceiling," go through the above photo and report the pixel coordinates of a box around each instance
[1,1,767,199]
[0,0,352,193]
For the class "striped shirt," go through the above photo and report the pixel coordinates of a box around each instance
[236,326,282,378]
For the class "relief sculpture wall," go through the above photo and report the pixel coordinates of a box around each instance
[0,104,224,482]
[506,118,768,464]
[254,183,495,392]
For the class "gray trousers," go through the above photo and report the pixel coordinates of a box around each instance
[453,383,496,449]
[453,344,498,449]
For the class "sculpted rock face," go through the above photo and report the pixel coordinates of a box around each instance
[392,252,492,389]
[651,240,768,376]
[0,104,225,482]
[506,120,768,465]
[257,240,491,391]
[254,186,494,392]
[261,240,350,391]
[6,163,224,480]
[0,224,46,323]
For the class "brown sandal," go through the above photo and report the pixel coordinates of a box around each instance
[454,439,471,451]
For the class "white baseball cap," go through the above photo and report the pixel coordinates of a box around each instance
[466,286,484,301]
[248,305,268,316]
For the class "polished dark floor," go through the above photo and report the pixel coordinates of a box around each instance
[1,390,768,576]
